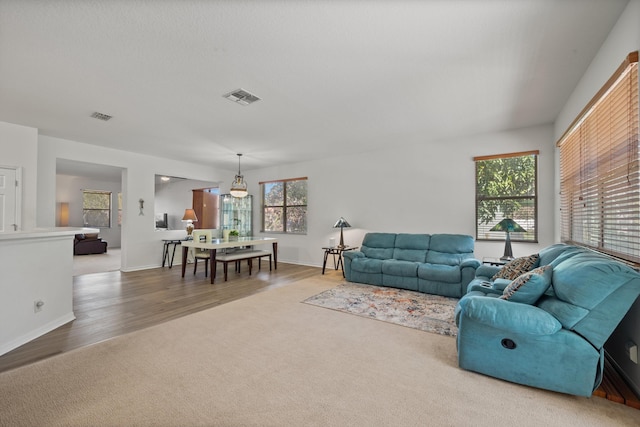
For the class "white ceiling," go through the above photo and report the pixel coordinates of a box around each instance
[0,0,628,172]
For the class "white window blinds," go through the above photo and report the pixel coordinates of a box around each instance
[558,52,639,263]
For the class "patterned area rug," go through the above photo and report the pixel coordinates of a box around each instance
[303,283,459,337]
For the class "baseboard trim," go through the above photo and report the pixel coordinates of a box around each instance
[0,312,76,357]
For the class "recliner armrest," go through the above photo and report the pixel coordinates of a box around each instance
[457,296,562,335]
[461,258,481,269]
[342,251,364,261]
[475,264,501,279]
[467,282,503,295]
[491,278,511,291]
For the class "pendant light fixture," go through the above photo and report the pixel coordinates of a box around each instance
[230,153,248,198]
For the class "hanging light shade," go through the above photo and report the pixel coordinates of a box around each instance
[230,153,248,198]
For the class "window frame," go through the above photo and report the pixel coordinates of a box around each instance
[260,177,308,234]
[82,189,112,228]
[557,51,639,264]
[474,151,539,243]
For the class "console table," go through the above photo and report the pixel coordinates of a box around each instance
[161,239,182,268]
[181,237,278,284]
[482,257,508,266]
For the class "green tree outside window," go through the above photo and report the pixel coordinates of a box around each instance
[475,152,538,242]
[83,190,112,228]
[262,178,307,234]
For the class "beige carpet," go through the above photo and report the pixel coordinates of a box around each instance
[73,248,121,276]
[1,277,639,426]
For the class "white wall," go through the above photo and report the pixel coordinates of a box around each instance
[0,122,556,272]
[554,0,640,394]
[37,134,229,271]
[0,231,77,356]
[555,0,640,141]
[244,123,556,267]
[0,121,38,230]
[56,174,123,248]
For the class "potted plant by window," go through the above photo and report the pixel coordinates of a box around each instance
[228,230,239,241]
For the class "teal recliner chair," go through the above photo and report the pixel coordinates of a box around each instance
[455,244,640,397]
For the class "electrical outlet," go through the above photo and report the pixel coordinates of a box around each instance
[625,341,638,364]
[33,300,44,313]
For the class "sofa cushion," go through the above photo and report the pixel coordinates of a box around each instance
[382,259,419,276]
[536,295,590,330]
[393,233,430,262]
[500,265,552,304]
[491,254,539,280]
[360,233,396,260]
[538,244,574,266]
[351,258,384,274]
[426,234,475,266]
[418,263,461,284]
[430,234,475,253]
[361,246,394,260]
[551,252,639,309]
[84,233,99,240]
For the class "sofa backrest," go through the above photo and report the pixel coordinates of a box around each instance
[425,234,475,266]
[538,243,574,266]
[537,248,640,348]
[361,233,397,259]
[393,233,430,262]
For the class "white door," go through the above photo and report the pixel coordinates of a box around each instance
[0,167,18,232]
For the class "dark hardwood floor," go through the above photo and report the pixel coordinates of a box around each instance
[0,261,326,373]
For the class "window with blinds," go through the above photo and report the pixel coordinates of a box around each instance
[475,151,538,242]
[82,189,112,228]
[558,51,639,263]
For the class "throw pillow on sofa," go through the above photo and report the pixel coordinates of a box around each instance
[500,265,552,304]
[491,253,539,281]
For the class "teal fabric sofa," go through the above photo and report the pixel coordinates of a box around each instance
[342,233,480,298]
[455,244,640,397]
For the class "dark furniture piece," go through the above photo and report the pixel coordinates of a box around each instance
[215,250,272,281]
[73,233,107,255]
[162,239,182,268]
[322,246,358,276]
[481,257,508,266]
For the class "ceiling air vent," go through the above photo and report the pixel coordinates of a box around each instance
[90,111,112,121]
[223,89,261,106]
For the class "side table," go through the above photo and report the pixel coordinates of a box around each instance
[162,239,183,268]
[322,246,358,276]
[482,257,508,266]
